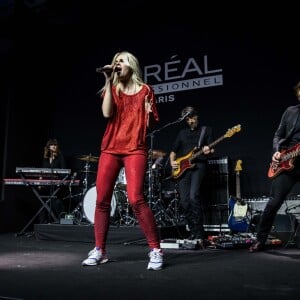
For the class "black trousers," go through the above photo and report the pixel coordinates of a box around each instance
[178,162,207,239]
[257,162,300,242]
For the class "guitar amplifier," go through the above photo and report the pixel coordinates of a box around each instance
[246,197,299,244]
[203,157,231,226]
[277,197,300,217]
[207,156,230,175]
[245,197,269,214]
[246,197,300,218]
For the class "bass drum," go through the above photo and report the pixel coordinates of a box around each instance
[82,185,117,224]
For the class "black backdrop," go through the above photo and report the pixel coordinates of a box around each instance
[1,1,300,232]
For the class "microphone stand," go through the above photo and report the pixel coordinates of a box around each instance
[123,116,184,245]
[146,117,185,209]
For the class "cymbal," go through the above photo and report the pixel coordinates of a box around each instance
[150,149,167,159]
[77,155,99,163]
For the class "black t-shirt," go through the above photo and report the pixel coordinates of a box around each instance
[171,126,213,161]
[42,153,66,169]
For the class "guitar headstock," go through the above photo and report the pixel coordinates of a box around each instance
[235,159,243,172]
[224,124,241,138]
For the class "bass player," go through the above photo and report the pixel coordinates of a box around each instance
[169,106,214,246]
[250,81,300,252]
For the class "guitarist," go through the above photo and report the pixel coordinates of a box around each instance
[250,81,300,252]
[169,106,214,246]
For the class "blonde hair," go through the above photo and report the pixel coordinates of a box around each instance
[100,51,145,94]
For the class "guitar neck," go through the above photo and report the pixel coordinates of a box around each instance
[236,172,241,199]
[192,135,226,161]
[209,135,226,149]
[282,147,300,162]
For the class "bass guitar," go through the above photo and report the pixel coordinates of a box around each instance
[171,124,241,179]
[267,143,300,178]
[228,160,249,232]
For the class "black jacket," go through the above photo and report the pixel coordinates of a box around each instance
[273,104,300,152]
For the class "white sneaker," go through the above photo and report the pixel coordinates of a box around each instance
[147,248,163,270]
[82,247,108,266]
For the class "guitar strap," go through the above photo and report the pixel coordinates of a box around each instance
[198,126,206,147]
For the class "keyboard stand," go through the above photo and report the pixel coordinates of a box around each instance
[15,176,68,236]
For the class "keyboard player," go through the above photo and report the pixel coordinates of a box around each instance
[38,138,67,223]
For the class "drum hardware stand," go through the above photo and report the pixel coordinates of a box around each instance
[60,172,79,221]
[150,176,177,227]
[153,199,176,226]
[112,188,137,226]
[69,158,97,225]
[122,191,137,226]
[162,185,181,225]
[110,192,124,226]
[123,118,184,246]
[82,161,92,195]
[146,117,185,226]
[71,192,90,225]
[147,156,176,226]
[122,205,137,226]
[72,192,97,226]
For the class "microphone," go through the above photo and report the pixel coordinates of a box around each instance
[179,111,192,121]
[96,66,121,73]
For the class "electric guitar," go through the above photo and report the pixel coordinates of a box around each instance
[267,143,300,178]
[228,160,249,232]
[171,124,241,179]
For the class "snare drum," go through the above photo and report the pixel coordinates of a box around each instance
[82,185,117,224]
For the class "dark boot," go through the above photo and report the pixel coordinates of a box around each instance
[249,241,265,253]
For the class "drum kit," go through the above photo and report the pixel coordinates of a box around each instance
[69,151,181,227]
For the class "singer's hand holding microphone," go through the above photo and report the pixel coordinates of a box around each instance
[96,65,121,74]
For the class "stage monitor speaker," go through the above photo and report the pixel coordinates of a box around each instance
[271,214,298,245]
[252,213,297,244]
[295,226,300,249]
[271,214,296,233]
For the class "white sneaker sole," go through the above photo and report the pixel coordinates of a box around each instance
[82,257,108,266]
[147,263,163,270]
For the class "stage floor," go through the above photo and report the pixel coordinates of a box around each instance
[33,223,190,243]
[1,231,300,300]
